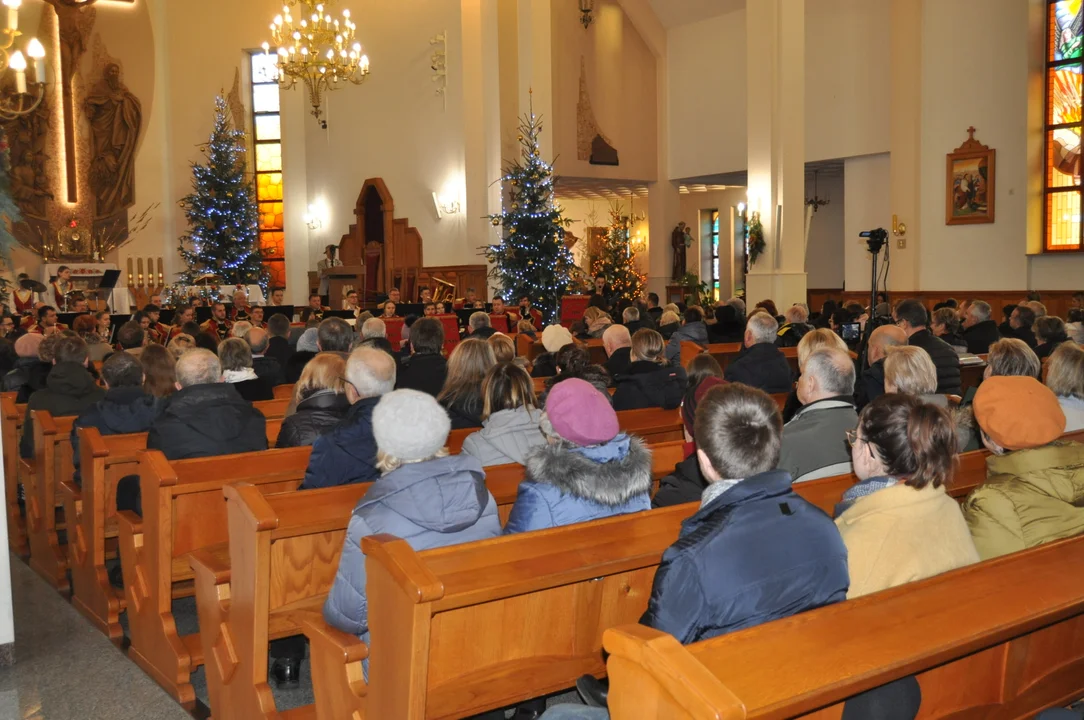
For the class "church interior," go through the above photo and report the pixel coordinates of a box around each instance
[0,0,1083,718]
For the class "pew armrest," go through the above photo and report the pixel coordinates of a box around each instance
[295,610,369,664]
[189,548,232,586]
[115,510,143,537]
[59,481,81,504]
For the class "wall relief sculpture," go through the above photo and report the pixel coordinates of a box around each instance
[576,57,619,166]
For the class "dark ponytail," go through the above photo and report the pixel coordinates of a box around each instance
[859,394,958,489]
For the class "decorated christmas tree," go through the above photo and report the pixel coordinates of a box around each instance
[0,128,22,310]
[177,96,265,286]
[591,204,646,305]
[484,104,574,324]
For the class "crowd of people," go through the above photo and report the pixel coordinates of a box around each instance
[5,282,1084,719]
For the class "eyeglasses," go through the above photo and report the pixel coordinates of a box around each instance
[846,428,877,459]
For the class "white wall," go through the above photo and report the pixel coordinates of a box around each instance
[804,172,845,288]
[844,153,891,293]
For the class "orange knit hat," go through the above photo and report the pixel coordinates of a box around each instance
[973,376,1066,451]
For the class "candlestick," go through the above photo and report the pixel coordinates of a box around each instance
[27,38,44,84]
[10,51,26,94]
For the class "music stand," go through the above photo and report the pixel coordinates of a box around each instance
[97,269,122,313]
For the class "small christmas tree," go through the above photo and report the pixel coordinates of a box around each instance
[591,204,646,306]
[484,103,574,324]
[0,128,22,310]
[178,96,265,286]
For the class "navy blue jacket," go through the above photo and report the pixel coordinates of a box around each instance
[71,387,159,486]
[641,470,849,645]
[302,396,381,489]
[722,343,794,394]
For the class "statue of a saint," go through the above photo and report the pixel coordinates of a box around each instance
[671,221,688,281]
[85,63,142,217]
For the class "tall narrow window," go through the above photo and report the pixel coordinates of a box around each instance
[250,51,287,287]
[1044,1,1083,251]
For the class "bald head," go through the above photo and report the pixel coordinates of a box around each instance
[175,348,222,388]
[602,324,632,356]
[798,347,855,405]
[245,327,269,354]
[868,324,907,364]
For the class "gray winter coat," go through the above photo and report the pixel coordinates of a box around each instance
[665,321,709,363]
[778,397,858,483]
[460,406,546,467]
[323,453,501,645]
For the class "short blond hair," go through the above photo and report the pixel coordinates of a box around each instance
[660,310,680,326]
[1047,343,1084,400]
[631,328,666,364]
[487,332,516,364]
[796,328,848,371]
[166,334,196,359]
[294,352,347,404]
[884,345,938,395]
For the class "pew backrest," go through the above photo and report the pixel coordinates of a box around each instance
[252,397,288,419]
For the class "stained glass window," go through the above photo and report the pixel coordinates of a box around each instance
[708,210,720,301]
[1045,0,1084,250]
[250,51,287,285]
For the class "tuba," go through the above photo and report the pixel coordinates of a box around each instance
[431,276,456,305]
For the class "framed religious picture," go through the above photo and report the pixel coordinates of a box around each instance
[946,127,996,225]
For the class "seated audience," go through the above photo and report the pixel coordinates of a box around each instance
[531,324,573,378]
[141,344,178,399]
[322,389,501,664]
[461,363,546,466]
[21,335,105,458]
[685,353,723,391]
[467,311,497,339]
[601,324,632,379]
[581,306,613,339]
[652,376,725,508]
[756,299,782,323]
[395,317,447,396]
[621,305,647,334]
[963,376,1080,560]
[1034,315,1070,361]
[360,317,395,355]
[219,337,275,401]
[166,333,196,359]
[266,314,293,368]
[3,333,45,401]
[894,299,962,395]
[664,306,708,363]
[930,307,967,351]
[856,325,907,410]
[640,382,849,643]
[230,321,253,339]
[656,310,681,341]
[612,329,687,411]
[516,319,537,339]
[539,343,611,406]
[487,333,529,373]
[1007,304,1038,348]
[1046,343,1084,433]
[779,347,858,483]
[302,347,396,489]
[285,327,319,384]
[70,351,159,487]
[708,303,745,344]
[276,352,350,448]
[504,379,651,534]
[985,338,1041,379]
[1024,299,1048,319]
[644,292,663,324]
[814,299,838,329]
[438,337,495,428]
[998,303,1017,337]
[776,304,813,347]
[317,317,354,353]
[961,300,1001,354]
[246,327,285,387]
[73,314,111,363]
[723,311,793,393]
[884,345,976,451]
[1067,308,1084,344]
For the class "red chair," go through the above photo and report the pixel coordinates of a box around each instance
[383,317,405,349]
[489,314,510,334]
[437,314,461,355]
[560,295,590,329]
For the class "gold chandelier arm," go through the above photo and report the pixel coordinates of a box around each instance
[0,83,46,121]
[0,27,19,53]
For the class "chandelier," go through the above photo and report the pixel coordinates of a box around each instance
[263,0,370,129]
[579,0,594,30]
[0,0,48,120]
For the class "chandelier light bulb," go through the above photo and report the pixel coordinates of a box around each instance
[2,0,22,8]
[9,50,26,71]
[27,37,44,58]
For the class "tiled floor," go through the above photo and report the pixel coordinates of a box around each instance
[0,557,190,720]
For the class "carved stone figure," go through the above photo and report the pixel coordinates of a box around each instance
[671,222,688,281]
[85,63,142,217]
[10,151,53,218]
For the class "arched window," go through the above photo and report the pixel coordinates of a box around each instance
[1045,0,1084,251]
[250,51,287,287]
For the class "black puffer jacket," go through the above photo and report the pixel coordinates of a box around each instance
[396,353,448,397]
[284,351,317,384]
[147,383,268,460]
[907,329,962,395]
[775,322,813,348]
[530,353,558,378]
[963,320,1000,355]
[612,361,687,411]
[275,390,351,448]
[3,357,47,402]
[442,393,485,430]
[71,386,160,485]
[21,362,105,458]
[652,453,708,508]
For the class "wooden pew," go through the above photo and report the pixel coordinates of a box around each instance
[526,338,608,365]
[190,440,687,720]
[1,391,28,556]
[253,397,289,419]
[272,383,295,400]
[26,410,76,591]
[603,534,1084,719]
[116,446,313,704]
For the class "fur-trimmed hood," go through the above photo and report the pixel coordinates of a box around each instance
[524,435,653,506]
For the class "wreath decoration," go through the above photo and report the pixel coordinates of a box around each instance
[747,212,765,265]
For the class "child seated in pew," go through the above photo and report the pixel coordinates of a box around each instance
[322,389,501,675]
[963,376,1084,560]
[835,394,979,599]
[503,379,651,534]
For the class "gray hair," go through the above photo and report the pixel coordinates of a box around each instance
[218,338,253,372]
[805,347,856,396]
[746,311,779,344]
[175,348,221,388]
[362,317,387,339]
[785,305,808,324]
[1025,300,1048,318]
[603,323,631,351]
[622,306,640,323]
[968,300,992,323]
[987,338,1041,378]
[726,297,747,316]
[347,346,397,399]
[469,311,491,330]
[246,327,270,354]
[884,345,937,395]
[230,321,253,339]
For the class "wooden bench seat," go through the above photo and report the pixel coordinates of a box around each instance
[603,533,1084,719]
[26,410,76,592]
[253,397,289,419]
[1,391,28,556]
[273,383,295,400]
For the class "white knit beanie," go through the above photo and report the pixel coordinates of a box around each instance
[541,324,574,353]
[372,389,452,462]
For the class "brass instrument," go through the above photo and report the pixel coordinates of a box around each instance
[431,276,456,305]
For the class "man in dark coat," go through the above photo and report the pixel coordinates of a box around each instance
[855,325,907,410]
[266,313,293,368]
[722,312,793,393]
[961,300,1001,355]
[71,351,159,486]
[645,293,663,325]
[1007,304,1038,349]
[21,335,106,458]
[775,305,814,348]
[303,347,395,489]
[894,299,962,395]
[246,327,286,388]
[707,304,745,344]
[602,325,633,380]
[394,318,447,397]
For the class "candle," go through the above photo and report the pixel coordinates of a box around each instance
[3,0,20,32]
[9,51,26,94]
[27,39,44,84]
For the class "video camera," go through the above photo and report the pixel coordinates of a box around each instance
[859,228,888,254]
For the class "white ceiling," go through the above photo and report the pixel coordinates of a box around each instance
[647,0,745,29]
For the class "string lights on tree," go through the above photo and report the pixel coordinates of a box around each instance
[177,95,266,287]
[591,203,646,305]
[484,99,574,324]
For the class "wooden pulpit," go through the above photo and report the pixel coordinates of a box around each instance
[326,266,366,308]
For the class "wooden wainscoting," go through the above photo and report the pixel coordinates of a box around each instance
[807,289,1081,319]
